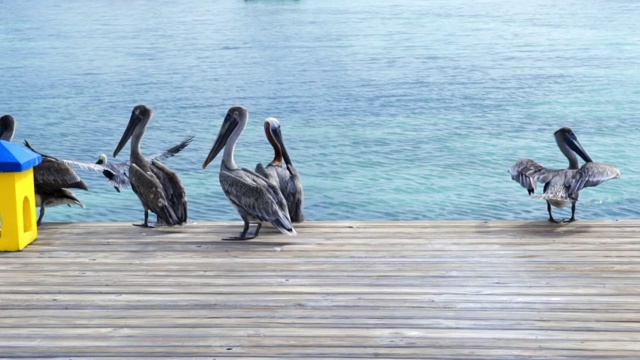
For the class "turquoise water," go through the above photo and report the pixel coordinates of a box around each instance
[1,0,639,223]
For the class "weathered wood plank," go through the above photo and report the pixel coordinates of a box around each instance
[1,220,640,358]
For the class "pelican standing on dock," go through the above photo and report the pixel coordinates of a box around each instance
[509,127,620,222]
[113,104,188,227]
[255,117,304,223]
[23,140,88,225]
[202,106,296,240]
[1,115,16,141]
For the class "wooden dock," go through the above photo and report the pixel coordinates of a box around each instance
[1,220,640,359]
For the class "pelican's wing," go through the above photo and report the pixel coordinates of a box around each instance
[62,159,114,174]
[33,158,88,192]
[221,168,294,235]
[566,162,620,196]
[54,188,86,208]
[130,163,178,225]
[508,158,560,195]
[282,163,304,223]
[150,160,188,224]
[242,167,289,217]
[23,141,88,191]
[148,134,195,163]
[254,162,270,179]
[105,161,132,189]
[61,159,130,190]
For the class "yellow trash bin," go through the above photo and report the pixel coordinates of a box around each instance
[0,140,42,251]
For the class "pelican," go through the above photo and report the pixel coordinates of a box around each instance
[255,117,304,223]
[202,106,296,240]
[23,141,88,225]
[113,104,188,227]
[1,115,16,141]
[509,127,620,222]
[66,134,194,193]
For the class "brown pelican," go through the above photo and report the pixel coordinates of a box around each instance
[0,115,16,141]
[65,134,195,193]
[509,127,620,222]
[113,104,188,227]
[255,117,304,223]
[202,106,296,240]
[23,141,88,225]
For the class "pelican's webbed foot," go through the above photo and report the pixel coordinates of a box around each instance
[133,222,155,228]
[223,222,262,241]
[133,209,154,227]
[563,202,577,223]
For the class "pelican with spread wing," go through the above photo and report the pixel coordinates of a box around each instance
[65,134,194,193]
[509,127,620,222]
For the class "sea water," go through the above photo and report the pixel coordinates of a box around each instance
[1,0,638,222]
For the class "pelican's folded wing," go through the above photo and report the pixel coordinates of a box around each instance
[508,158,558,195]
[130,163,179,225]
[220,168,294,235]
[150,160,188,224]
[566,162,620,196]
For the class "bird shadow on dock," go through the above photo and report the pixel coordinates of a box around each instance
[509,220,594,237]
[153,225,297,248]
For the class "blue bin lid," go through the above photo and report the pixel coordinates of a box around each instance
[0,140,42,172]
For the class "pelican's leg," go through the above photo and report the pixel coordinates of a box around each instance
[564,202,577,223]
[37,206,45,226]
[133,209,155,228]
[251,223,263,238]
[223,215,258,241]
[547,201,560,223]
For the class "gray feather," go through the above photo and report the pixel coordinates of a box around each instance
[221,164,295,235]
[130,163,179,225]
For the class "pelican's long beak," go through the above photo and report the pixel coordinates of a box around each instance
[565,133,593,163]
[269,123,292,167]
[202,112,238,169]
[113,109,142,158]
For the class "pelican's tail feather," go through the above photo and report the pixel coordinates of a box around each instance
[271,217,297,236]
[533,193,569,201]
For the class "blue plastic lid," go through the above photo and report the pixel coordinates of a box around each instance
[0,140,42,172]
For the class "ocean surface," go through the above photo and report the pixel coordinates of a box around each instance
[1,0,639,223]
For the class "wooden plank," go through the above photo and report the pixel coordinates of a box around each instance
[1,220,640,358]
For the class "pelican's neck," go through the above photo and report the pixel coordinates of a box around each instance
[0,131,13,142]
[130,125,146,165]
[266,129,283,167]
[222,119,246,170]
[0,121,15,142]
[557,139,580,169]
